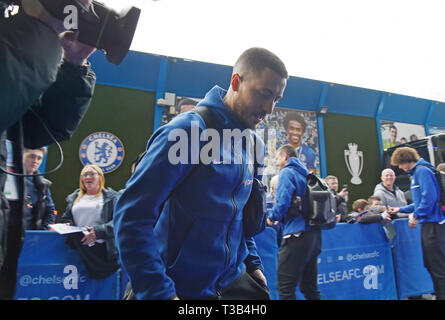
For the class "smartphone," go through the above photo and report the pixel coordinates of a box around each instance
[343,184,348,191]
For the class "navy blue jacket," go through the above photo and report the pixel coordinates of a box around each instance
[400,158,444,223]
[113,86,264,299]
[268,157,310,236]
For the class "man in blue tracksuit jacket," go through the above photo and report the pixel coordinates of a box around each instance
[267,144,321,300]
[113,48,288,300]
[390,147,445,300]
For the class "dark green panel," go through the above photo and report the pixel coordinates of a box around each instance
[46,85,155,216]
[323,113,381,211]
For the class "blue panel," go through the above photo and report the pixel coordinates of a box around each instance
[381,93,431,124]
[16,220,435,300]
[16,231,121,300]
[89,50,161,92]
[429,102,445,127]
[165,58,232,99]
[278,77,324,111]
[391,219,434,299]
[324,84,382,118]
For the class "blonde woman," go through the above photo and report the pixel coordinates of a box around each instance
[61,165,120,279]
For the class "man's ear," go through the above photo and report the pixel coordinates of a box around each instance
[231,73,241,92]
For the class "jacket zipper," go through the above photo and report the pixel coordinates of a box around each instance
[224,143,244,268]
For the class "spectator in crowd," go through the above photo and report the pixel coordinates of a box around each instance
[400,137,408,144]
[373,168,409,219]
[114,47,288,300]
[61,165,120,279]
[266,175,279,206]
[22,147,55,230]
[177,98,198,114]
[266,174,282,247]
[324,175,349,222]
[410,134,418,142]
[347,198,390,224]
[388,147,445,300]
[0,0,96,299]
[267,144,321,300]
[283,111,317,174]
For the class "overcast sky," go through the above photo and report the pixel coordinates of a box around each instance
[100,0,445,102]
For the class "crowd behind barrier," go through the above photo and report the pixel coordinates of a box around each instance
[14,219,433,300]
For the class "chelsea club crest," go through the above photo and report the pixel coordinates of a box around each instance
[79,132,125,173]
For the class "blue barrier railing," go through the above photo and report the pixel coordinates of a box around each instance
[15,219,433,300]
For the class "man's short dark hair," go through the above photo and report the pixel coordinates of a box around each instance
[352,199,368,212]
[277,144,297,158]
[177,98,198,110]
[390,147,420,166]
[234,47,288,80]
[283,111,307,133]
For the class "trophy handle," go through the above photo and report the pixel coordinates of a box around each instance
[344,150,353,176]
[358,151,364,177]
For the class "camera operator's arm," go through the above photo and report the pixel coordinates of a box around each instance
[21,32,96,148]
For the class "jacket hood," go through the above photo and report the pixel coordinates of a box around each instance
[285,157,309,176]
[196,85,246,130]
[410,158,433,174]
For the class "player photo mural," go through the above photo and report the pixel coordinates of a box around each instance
[380,120,426,150]
[257,107,320,188]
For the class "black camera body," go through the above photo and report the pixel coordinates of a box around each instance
[39,0,141,65]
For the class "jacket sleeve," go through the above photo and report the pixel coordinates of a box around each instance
[399,203,415,214]
[113,114,204,300]
[93,191,118,240]
[358,213,383,224]
[410,167,440,220]
[244,238,263,273]
[21,60,96,149]
[60,202,74,225]
[42,188,56,229]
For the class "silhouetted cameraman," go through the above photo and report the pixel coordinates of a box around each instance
[0,0,96,299]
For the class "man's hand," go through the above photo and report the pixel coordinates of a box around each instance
[381,211,392,222]
[408,214,418,228]
[266,217,278,227]
[339,188,348,199]
[60,31,96,66]
[387,206,400,215]
[250,269,267,287]
[81,226,97,246]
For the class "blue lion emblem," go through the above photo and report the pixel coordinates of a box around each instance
[94,141,113,164]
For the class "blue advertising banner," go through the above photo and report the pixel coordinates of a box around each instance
[15,231,122,300]
[391,219,434,299]
[15,220,432,300]
[313,223,397,300]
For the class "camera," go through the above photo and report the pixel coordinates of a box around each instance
[39,0,141,65]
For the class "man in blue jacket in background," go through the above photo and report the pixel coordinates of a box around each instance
[114,47,288,300]
[389,147,445,300]
[267,144,321,300]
